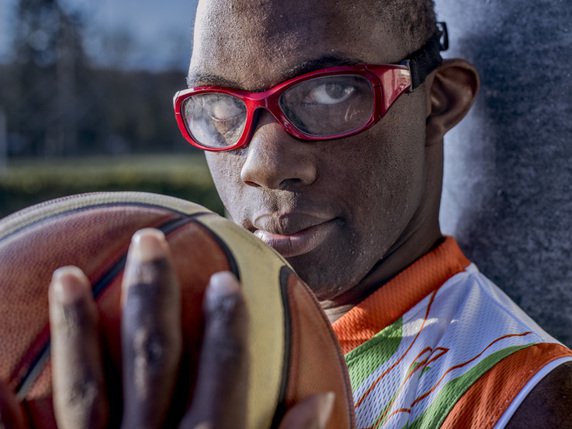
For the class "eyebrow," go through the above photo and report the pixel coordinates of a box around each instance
[186,54,362,91]
[280,54,362,82]
[186,73,240,89]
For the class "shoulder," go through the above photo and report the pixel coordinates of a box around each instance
[507,361,572,428]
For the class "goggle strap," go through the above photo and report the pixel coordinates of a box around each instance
[402,25,447,91]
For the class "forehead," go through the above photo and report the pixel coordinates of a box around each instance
[189,0,407,90]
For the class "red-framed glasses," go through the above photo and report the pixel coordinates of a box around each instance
[174,30,445,152]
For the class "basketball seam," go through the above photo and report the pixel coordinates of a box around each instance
[270,266,293,429]
[299,285,356,429]
[0,201,211,244]
[0,192,210,235]
[189,221,241,281]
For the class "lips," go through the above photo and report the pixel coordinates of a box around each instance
[252,212,339,258]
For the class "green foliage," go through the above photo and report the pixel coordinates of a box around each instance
[0,155,224,218]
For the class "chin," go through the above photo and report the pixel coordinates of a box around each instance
[285,239,369,302]
[288,259,350,302]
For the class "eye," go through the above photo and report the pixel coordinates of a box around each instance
[304,82,356,105]
[208,96,244,121]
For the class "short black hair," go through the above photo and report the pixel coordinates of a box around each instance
[376,0,438,53]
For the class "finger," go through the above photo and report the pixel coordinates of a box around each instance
[121,229,182,429]
[181,272,249,429]
[49,266,109,429]
[278,393,335,429]
[0,379,27,429]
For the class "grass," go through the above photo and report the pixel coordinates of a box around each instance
[0,154,224,218]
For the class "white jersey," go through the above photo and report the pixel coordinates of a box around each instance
[333,238,572,428]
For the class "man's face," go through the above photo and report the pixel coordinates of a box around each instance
[189,0,431,301]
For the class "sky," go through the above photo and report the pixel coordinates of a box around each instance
[0,0,198,70]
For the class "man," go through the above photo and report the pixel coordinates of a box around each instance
[42,0,572,428]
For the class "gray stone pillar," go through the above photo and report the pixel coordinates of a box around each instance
[436,0,572,345]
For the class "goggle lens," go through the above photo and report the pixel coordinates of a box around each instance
[182,75,376,149]
[279,75,374,137]
[183,93,247,149]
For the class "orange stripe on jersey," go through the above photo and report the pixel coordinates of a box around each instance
[332,237,470,354]
[441,342,572,429]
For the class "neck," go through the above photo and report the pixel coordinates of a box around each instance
[322,140,445,323]
[322,226,443,323]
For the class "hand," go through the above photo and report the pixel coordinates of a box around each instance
[47,228,334,429]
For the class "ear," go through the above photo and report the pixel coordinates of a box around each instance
[425,59,480,146]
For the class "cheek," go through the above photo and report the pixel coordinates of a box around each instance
[375,127,426,225]
[205,152,247,219]
[328,96,428,250]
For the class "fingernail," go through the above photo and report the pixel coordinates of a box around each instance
[130,229,168,262]
[317,392,335,429]
[51,266,89,304]
[207,271,240,299]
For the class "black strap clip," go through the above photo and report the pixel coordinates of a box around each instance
[437,22,449,52]
[403,26,445,91]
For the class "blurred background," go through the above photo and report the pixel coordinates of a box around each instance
[0,0,223,216]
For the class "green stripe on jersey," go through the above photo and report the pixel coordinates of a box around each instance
[346,318,404,391]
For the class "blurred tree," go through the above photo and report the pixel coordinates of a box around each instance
[0,0,194,159]
[4,0,88,157]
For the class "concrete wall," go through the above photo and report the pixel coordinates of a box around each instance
[436,0,572,345]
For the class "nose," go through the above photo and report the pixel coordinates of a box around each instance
[240,112,318,190]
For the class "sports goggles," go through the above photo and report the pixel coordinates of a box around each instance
[174,28,446,152]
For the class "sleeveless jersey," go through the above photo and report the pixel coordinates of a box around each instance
[332,238,572,428]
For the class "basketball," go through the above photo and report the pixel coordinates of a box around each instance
[0,192,354,428]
